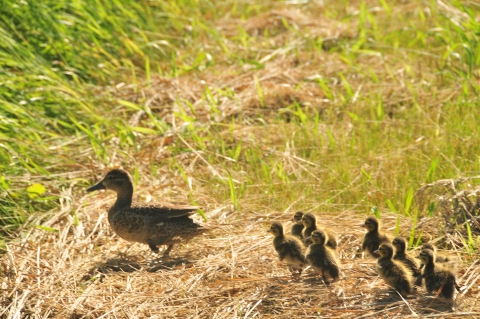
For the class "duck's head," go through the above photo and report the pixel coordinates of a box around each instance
[421,242,437,253]
[87,169,133,194]
[375,243,394,258]
[292,211,304,223]
[302,213,316,228]
[267,222,284,237]
[310,230,327,245]
[362,216,379,232]
[418,249,435,265]
[392,237,407,253]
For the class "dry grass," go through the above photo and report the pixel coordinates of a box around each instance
[2,190,480,318]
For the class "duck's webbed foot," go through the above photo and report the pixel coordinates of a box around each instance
[148,241,160,253]
[288,266,303,276]
[322,269,330,285]
[163,244,174,256]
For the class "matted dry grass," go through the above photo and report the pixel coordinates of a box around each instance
[2,192,480,318]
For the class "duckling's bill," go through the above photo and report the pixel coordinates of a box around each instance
[87,180,106,192]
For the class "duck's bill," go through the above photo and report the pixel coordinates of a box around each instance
[373,250,379,254]
[87,181,106,192]
[360,224,366,227]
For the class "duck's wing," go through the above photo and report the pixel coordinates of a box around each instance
[125,205,199,223]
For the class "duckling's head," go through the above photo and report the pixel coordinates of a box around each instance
[310,230,328,245]
[422,242,437,253]
[418,249,435,265]
[362,216,380,232]
[87,169,134,194]
[267,222,284,237]
[292,211,304,223]
[302,213,316,228]
[376,243,394,258]
[392,237,407,253]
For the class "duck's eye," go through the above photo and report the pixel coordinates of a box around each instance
[108,175,114,181]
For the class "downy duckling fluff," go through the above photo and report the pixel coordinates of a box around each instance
[305,229,341,284]
[268,222,307,274]
[418,249,461,299]
[392,237,421,277]
[375,243,414,296]
[422,242,457,268]
[301,213,337,249]
[361,216,391,258]
[87,169,209,256]
[290,211,305,241]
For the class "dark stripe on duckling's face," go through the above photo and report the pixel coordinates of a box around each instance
[376,243,394,258]
[292,211,304,222]
[268,222,283,236]
[362,217,378,231]
[422,242,436,252]
[301,213,315,227]
[310,230,327,245]
[419,249,434,264]
[392,237,406,251]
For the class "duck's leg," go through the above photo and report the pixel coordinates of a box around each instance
[322,268,330,285]
[163,244,174,256]
[148,240,160,253]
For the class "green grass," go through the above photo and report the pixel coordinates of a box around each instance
[1,0,480,251]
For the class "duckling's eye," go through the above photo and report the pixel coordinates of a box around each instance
[108,175,114,181]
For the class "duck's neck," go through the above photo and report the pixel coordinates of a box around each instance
[111,186,134,211]
[368,229,378,236]
[379,256,391,263]
[423,260,435,273]
[394,251,405,258]
[274,233,285,243]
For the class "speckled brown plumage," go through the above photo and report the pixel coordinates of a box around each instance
[87,169,209,255]
[290,211,305,241]
[301,213,337,249]
[418,249,461,299]
[392,237,421,277]
[375,243,414,296]
[305,229,340,284]
[268,222,307,274]
[361,216,391,259]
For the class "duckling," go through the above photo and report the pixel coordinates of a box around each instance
[422,242,455,265]
[418,249,461,299]
[290,211,305,241]
[301,213,337,249]
[361,216,392,258]
[375,243,414,296]
[305,229,341,284]
[87,169,209,256]
[268,222,307,274]
[392,237,421,277]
